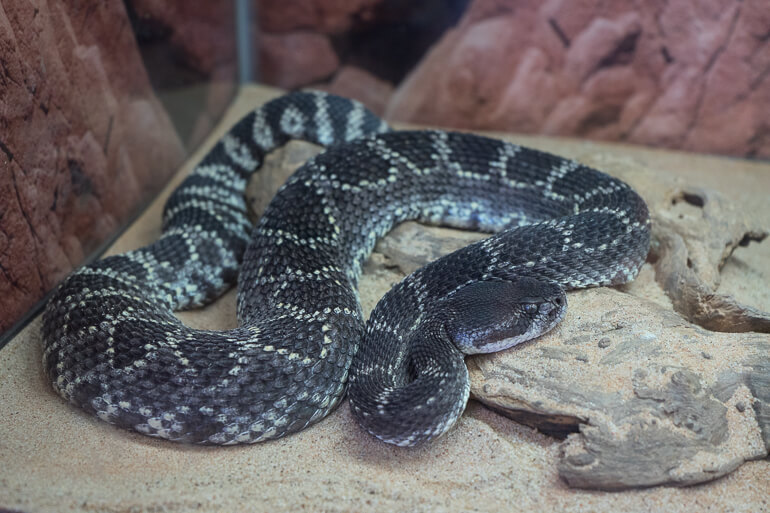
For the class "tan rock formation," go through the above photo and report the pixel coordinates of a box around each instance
[470,289,768,489]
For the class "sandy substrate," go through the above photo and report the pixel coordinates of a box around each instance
[1,85,768,513]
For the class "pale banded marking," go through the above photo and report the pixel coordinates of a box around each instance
[163,198,251,233]
[252,108,276,150]
[169,184,249,211]
[312,91,335,145]
[430,130,468,179]
[260,227,339,247]
[344,101,365,141]
[279,105,307,137]
[489,141,522,177]
[191,164,248,190]
[222,134,258,170]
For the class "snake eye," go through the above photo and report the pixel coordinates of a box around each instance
[522,303,539,315]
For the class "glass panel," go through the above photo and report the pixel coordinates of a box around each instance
[0,1,236,338]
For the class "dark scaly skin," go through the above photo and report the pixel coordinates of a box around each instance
[42,92,650,446]
[346,132,650,446]
[43,92,389,444]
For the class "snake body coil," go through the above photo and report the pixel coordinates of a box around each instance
[42,92,650,446]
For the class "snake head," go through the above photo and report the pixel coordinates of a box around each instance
[441,277,567,355]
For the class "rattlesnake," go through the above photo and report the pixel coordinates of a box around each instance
[43,91,650,446]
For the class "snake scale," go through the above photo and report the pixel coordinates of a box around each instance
[42,91,651,446]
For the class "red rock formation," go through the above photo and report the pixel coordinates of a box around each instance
[0,1,185,335]
[255,0,383,89]
[259,31,340,88]
[129,0,236,75]
[385,0,770,158]
[125,0,238,148]
[256,0,381,33]
[315,66,394,115]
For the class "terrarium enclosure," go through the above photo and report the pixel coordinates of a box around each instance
[1,1,769,511]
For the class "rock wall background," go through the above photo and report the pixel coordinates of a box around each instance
[260,0,770,159]
[0,1,235,337]
[2,0,767,337]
